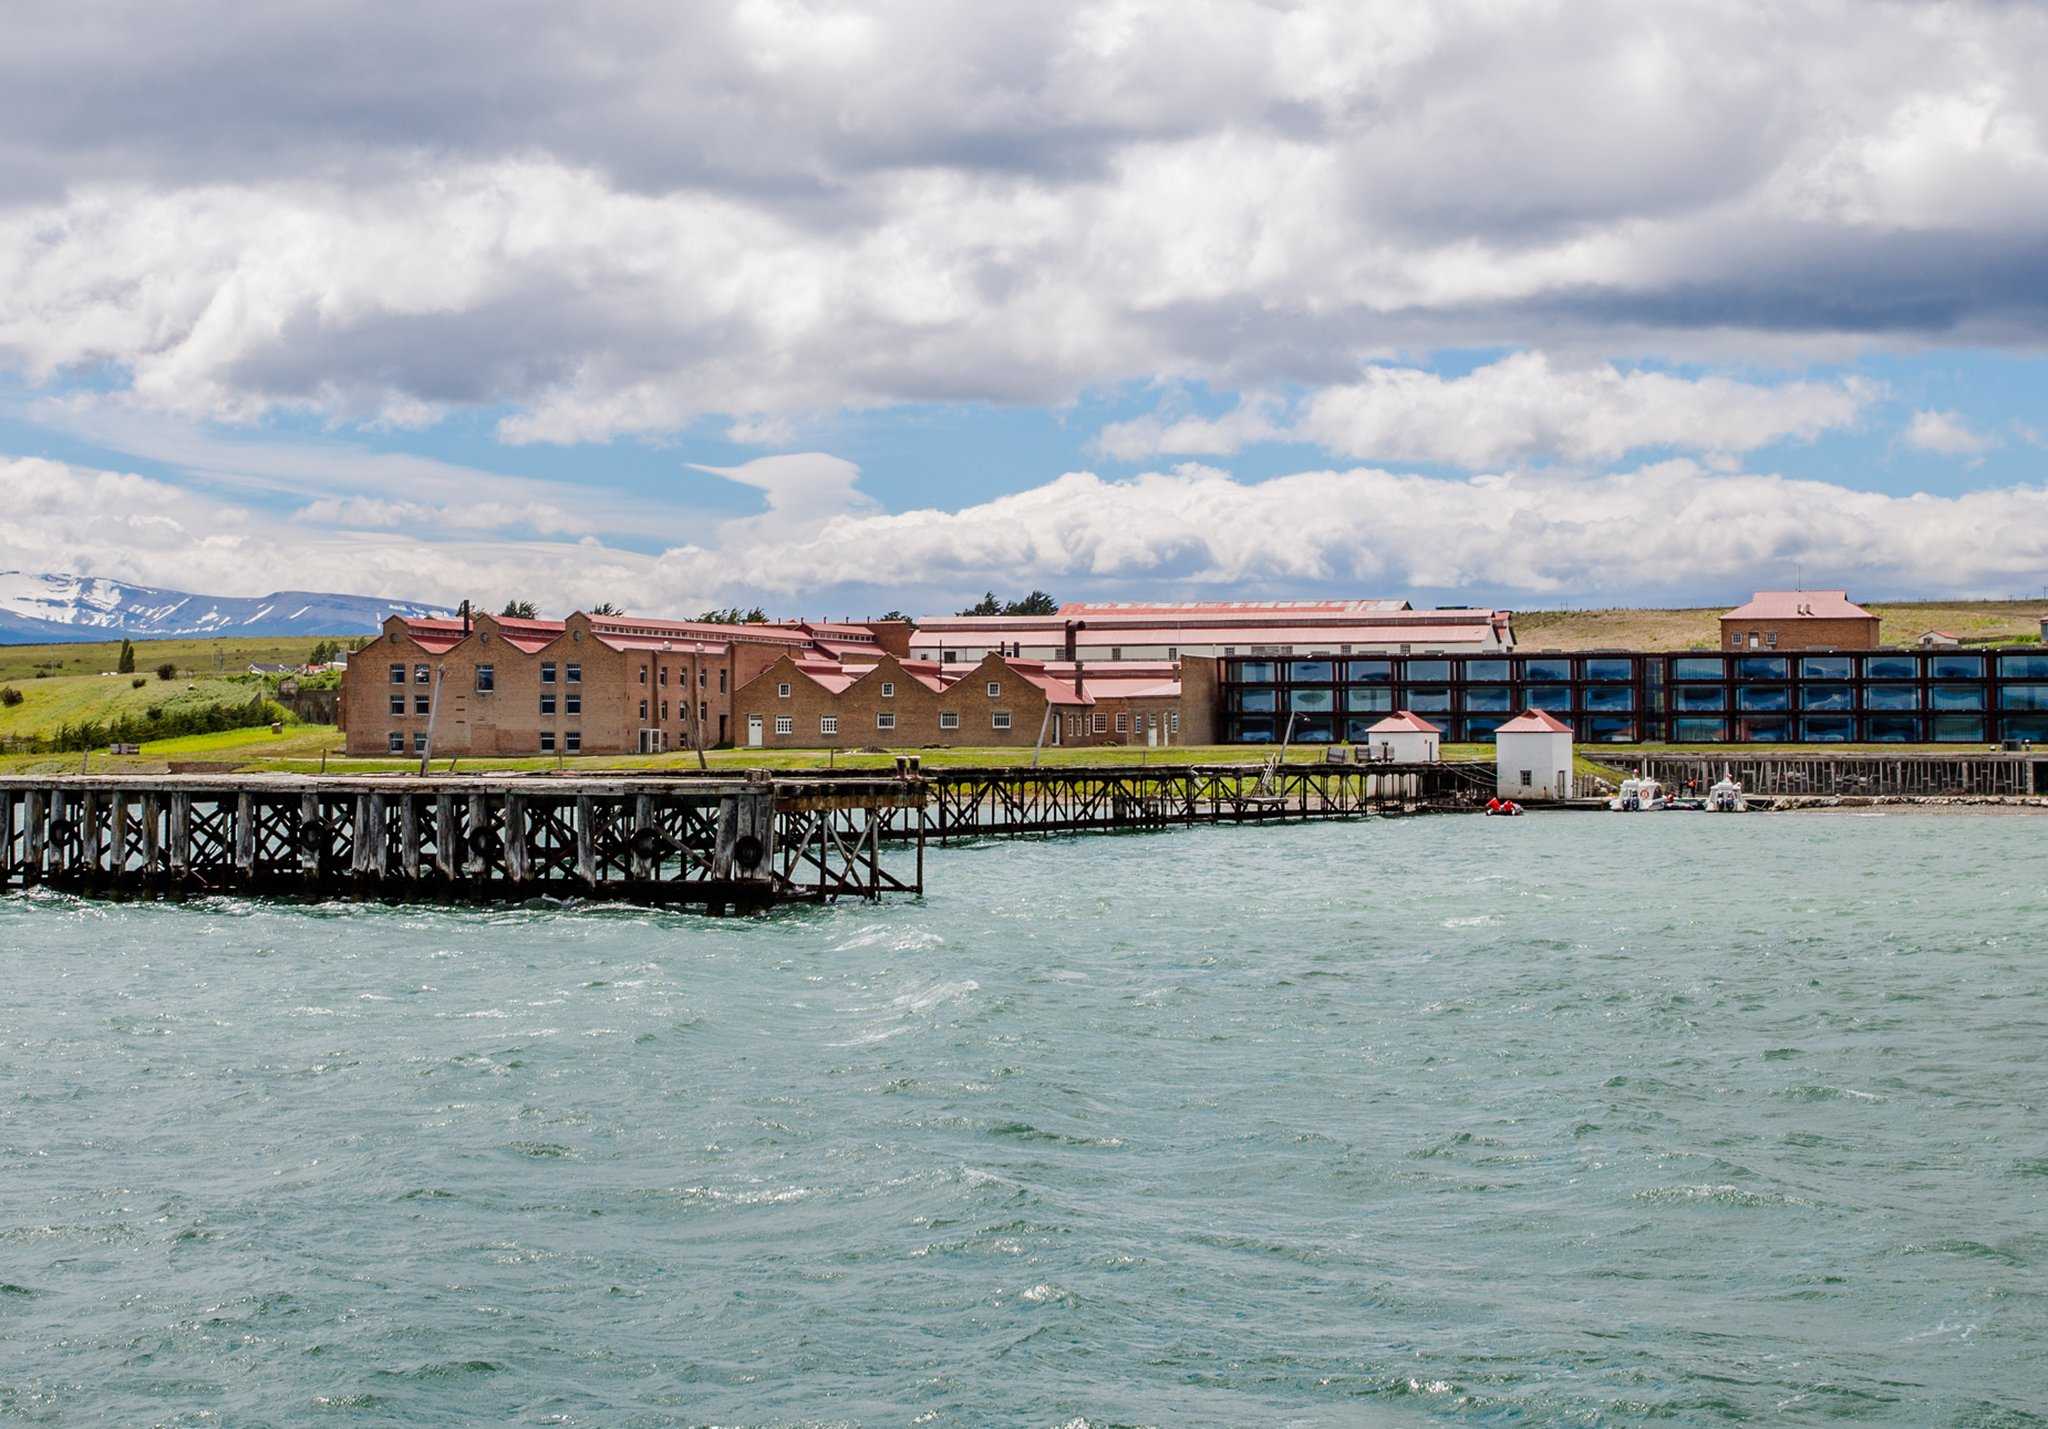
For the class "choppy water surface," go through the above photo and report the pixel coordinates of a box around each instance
[3,813,2046,1426]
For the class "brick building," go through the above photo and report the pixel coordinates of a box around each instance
[1720,591,1880,651]
[731,651,1218,749]
[339,610,896,757]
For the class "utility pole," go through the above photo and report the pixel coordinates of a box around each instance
[689,641,708,770]
[418,665,445,776]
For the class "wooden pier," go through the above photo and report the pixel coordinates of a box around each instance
[0,774,926,910]
[906,760,1494,841]
[0,761,1493,909]
[1598,750,2048,799]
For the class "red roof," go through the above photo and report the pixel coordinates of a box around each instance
[1497,709,1572,735]
[1366,711,1443,734]
[1723,590,1873,621]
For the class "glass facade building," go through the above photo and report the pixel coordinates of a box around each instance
[1220,650,2044,744]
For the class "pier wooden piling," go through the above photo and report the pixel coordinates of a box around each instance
[0,774,926,909]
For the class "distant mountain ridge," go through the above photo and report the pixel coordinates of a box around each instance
[0,570,453,643]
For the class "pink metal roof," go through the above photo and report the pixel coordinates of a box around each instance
[1367,711,1443,733]
[1058,598,1411,616]
[1498,709,1572,734]
[1722,590,1873,620]
[913,623,1500,648]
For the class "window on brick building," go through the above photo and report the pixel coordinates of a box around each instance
[565,693,581,715]
[1092,713,1107,733]
[880,682,894,698]
[660,699,668,721]
[389,694,405,716]
[778,682,792,698]
[659,666,668,685]
[698,701,707,723]
[414,695,430,715]
[820,715,838,735]
[718,669,727,693]
[565,732,581,752]
[540,732,555,753]
[540,693,556,715]
[638,699,648,720]
[1170,713,1180,733]
[387,732,403,753]
[1115,713,1127,733]
[389,663,405,684]
[877,711,897,730]
[475,665,494,692]
[415,664,430,684]
[939,711,960,730]
[775,716,793,736]
[992,711,1012,730]
[699,668,707,687]
[639,666,647,683]
[986,681,1000,697]
[541,662,556,684]
[413,733,428,753]
[565,663,581,683]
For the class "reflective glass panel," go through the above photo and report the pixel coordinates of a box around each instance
[1930,654,1983,679]
[1736,686,1790,711]
[1522,658,1572,682]
[1674,686,1725,711]
[1584,658,1634,682]
[1289,688,1336,712]
[1800,684,1853,711]
[1404,686,1452,713]
[1345,687,1393,712]
[1997,655,2048,678]
[1932,715,1983,742]
[1525,685,1571,711]
[1740,716,1792,742]
[1344,717,1384,742]
[2002,715,2048,741]
[1585,716,1635,742]
[1292,715,1337,743]
[1673,717,1728,741]
[1736,657,1789,680]
[1463,685,1513,713]
[1864,655,1918,679]
[1866,715,1921,742]
[1801,657,1853,680]
[1583,685,1634,712]
[1346,660,1393,682]
[1463,660,1510,682]
[1999,684,2048,710]
[1672,657,1725,681]
[1235,688,1278,713]
[1930,685,1984,711]
[1864,684,1917,710]
[1288,660,1334,683]
[1405,660,1451,682]
[1800,715,1855,742]
[1461,715,1508,742]
[1237,661,1276,682]
[1233,716,1276,743]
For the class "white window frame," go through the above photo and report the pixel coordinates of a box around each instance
[1092,713,1107,733]
[387,732,403,753]
[1115,712,1128,733]
[564,731,581,752]
[991,710,1012,730]
[880,682,894,698]
[565,663,581,683]
[389,694,405,716]
[820,715,839,735]
[774,715,793,736]
[540,662,556,684]
[778,682,792,698]
[938,711,960,730]
[877,711,897,730]
[986,681,1000,697]
[415,664,431,684]
[389,664,405,685]
[540,732,556,752]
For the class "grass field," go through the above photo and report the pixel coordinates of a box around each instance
[0,634,348,683]
[1516,599,2046,650]
[0,671,285,742]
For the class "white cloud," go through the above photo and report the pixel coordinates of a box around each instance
[1097,355,1873,467]
[12,447,2048,613]
[1905,408,1998,457]
[0,4,2045,435]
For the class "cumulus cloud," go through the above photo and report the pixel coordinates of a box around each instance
[0,3,2045,434]
[1099,355,1874,466]
[1905,408,1998,457]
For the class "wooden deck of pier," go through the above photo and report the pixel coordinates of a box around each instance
[0,773,926,909]
[0,760,1494,909]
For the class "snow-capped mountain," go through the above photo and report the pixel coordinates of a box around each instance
[0,571,454,642]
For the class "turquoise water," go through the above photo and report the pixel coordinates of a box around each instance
[3,813,2045,1426]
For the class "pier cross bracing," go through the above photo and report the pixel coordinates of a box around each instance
[0,763,1492,908]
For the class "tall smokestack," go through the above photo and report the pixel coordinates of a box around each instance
[461,599,471,635]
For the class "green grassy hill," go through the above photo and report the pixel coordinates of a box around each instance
[0,671,286,744]
[0,635,347,684]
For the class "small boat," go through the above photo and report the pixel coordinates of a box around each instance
[1485,798,1523,816]
[1706,773,1747,812]
[1608,777,1668,812]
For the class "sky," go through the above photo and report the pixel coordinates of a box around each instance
[3,0,2048,618]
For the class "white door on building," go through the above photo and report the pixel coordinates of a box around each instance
[747,715,763,747]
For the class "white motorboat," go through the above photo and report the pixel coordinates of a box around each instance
[1706,771,1747,812]
[1608,777,1668,812]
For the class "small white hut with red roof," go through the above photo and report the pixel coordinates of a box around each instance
[1364,710,1442,763]
[1495,709,1574,801]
